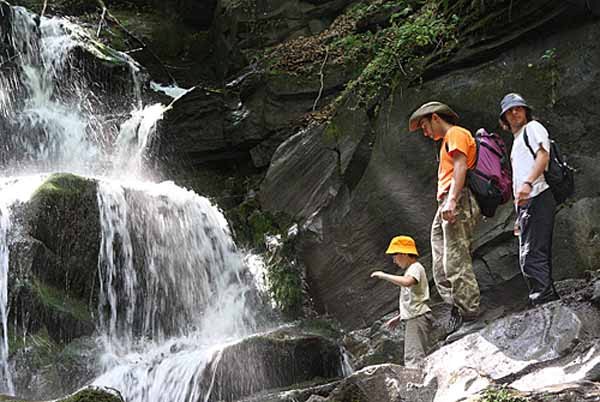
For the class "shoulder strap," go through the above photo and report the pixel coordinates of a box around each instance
[522,127,536,158]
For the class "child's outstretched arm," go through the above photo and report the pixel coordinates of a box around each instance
[370,271,417,287]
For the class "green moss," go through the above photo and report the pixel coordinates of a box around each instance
[32,173,94,201]
[342,2,459,108]
[323,121,343,144]
[31,279,92,323]
[226,195,293,250]
[8,327,59,368]
[265,236,304,319]
[59,388,123,402]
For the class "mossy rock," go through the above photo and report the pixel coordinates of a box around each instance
[9,332,99,400]
[54,388,123,402]
[25,173,100,306]
[9,387,123,402]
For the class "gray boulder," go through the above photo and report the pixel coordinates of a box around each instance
[200,326,344,402]
[424,302,600,402]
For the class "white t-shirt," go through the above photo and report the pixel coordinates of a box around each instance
[510,120,550,199]
[399,262,431,320]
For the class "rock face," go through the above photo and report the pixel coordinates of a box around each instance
[213,0,352,79]
[261,14,600,329]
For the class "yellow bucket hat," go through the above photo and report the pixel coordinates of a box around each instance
[385,236,419,256]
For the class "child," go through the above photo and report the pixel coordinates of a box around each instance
[371,235,433,368]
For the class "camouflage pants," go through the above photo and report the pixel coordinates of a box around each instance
[431,188,481,317]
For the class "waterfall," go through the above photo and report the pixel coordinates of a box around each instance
[113,103,166,178]
[0,200,13,396]
[0,3,273,401]
[93,180,257,402]
[0,6,142,174]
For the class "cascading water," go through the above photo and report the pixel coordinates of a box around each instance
[0,3,276,401]
[93,180,258,402]
[0,175,47,394]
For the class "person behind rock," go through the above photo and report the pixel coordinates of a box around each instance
[370,235,433,368]
[408,101,481,334]
[499,93,559,305]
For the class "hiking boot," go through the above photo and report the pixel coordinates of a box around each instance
[447,307,463,334]
[529,287,560,306]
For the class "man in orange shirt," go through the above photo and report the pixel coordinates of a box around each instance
[408,102,481,334]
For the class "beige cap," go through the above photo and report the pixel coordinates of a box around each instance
[408,101,459,132]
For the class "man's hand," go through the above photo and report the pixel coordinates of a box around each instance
[370,271,385,279]
[442,197,457,223]
[515,183,532,206]
[385,315,401,330]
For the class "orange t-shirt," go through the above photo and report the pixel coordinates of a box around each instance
[437,126,477,200]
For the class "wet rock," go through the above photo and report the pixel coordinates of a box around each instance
[8,174,98,344]
[201,327,344,402]
[56,387,124,402]
[23,174,100,302]
[9,386,122,402]
[342,312,404,370]
[319,364,435,402]
[237,381,340,402]
[10,336,100,401]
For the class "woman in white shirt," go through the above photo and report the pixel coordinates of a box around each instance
[499,93,559,306]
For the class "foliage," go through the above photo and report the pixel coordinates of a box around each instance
[540,48,558,106]
[481,386,529,402]
[260,0,459,121]
[265,236,304,319]
[227,196,292,250]
[342,2,458,108]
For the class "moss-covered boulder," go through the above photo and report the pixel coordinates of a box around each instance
[10,333,100,401]
[25,174,99,302]
[56,387,123,402]
[8,174,99,344]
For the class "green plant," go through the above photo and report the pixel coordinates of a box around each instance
[343,2,458,108]
[481,386,529,402]
[266,241,304,319]
[540,48,559,106]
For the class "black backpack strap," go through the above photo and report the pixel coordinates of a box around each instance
[522,127,536,158]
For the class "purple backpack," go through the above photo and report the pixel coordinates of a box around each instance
[466,128,512,217]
